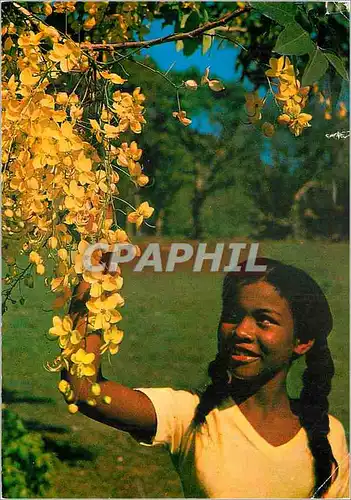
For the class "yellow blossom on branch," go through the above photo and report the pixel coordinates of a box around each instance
[86,293,124,330]
[70,348,96,378]
[172,110,192,126]
[83,271,123,298]
[127,202,154,229]
[100,326,124,355]
[265,56,295,82]
[49,315,83,349]
[245,91,264,123]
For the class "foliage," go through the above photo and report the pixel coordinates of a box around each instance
[2,408,57,498]
[245,88,349,240]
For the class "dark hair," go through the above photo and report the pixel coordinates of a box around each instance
[194,258,337,497]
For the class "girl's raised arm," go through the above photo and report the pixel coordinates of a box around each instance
[61,280,157,440]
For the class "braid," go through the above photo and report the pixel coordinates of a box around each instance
[195,259,339,497]
[193,354,230,426]
[300,337,338,497]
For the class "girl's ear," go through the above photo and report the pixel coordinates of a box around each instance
[293,338,315,356]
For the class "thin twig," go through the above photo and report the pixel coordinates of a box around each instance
[80,6,252,51]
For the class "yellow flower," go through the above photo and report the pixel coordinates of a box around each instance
[49,41,80,73]
[278,112,312,137]
[283,101,302,119]
[83,271,123,298]
[86,293,124,330]
[265,56,295,82]
[64,180,85,210]
[172,110,192,126]
[127,201,154,229]
[70,348,96,378]
[20,68,40,87]
[245,91,263,123]
[100,71,126,85]
[290,113,312,136]
[337,102,347,119]
[262,122,275,138]
[83,16,96,31]
[100,326,124,355]
[74,240,104,275]
[275,80,309,109]
[49,315,83,349]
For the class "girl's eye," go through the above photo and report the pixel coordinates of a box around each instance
[256,317,275,327]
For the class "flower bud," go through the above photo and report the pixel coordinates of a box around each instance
[58,380,70,394]
[36,264,45,275]
[103,396,112,404]
[48,236,58,249]
[68,404,79,414]
[87,398,97,407]
[29,251,41,265]
[91,383,101,396]
[262,122,275,138]
[184,80,198,91]
[277,114,291,125]
[58,248,68,261]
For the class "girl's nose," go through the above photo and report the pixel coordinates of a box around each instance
[235,316,255,340]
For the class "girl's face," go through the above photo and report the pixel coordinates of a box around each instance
[218,281,297,382]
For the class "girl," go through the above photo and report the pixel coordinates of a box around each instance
[64,258,349,498]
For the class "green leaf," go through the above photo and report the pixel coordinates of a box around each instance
[253,2,297,25]
[324,51,349,81]
[274,22,314,55]
[180,12,191,29]
[175,40,184,52]
[301,47,329,86]
[202,30,213,55]
[183,10,200,31]
[183,38,199,57]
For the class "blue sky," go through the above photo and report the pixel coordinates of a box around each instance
[141,19,241,83]
[141,19,244,134]
[140,20,273,161]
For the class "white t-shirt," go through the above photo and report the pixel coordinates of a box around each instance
[135,388,350,499]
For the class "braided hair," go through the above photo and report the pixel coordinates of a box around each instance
[193,258,337,497]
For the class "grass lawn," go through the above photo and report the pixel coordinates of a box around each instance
[2,240,349,498]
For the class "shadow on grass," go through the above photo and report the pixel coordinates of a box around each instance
[2,387,55,405]
[43,437,97,465]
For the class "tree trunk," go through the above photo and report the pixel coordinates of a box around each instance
[290,181,321,240]
[155,208,165,237]
[190,163,206,240]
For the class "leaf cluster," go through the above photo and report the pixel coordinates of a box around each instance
[2,408,57,498]
[235,2,349,92]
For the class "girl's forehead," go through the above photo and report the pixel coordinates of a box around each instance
[234,282,293,316]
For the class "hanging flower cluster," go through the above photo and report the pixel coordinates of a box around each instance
[243,56,313,138]
[267,56,312,137]
[2,15,153,410]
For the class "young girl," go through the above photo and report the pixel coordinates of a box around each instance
[64,258,349,498]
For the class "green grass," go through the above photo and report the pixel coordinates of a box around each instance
[2,241,349,498]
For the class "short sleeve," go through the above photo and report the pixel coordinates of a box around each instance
[324,416,350,498]
[133,388,199,455]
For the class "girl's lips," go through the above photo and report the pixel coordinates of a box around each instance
[231,353,261,363]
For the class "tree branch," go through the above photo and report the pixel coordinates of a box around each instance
[81,6,251,51]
